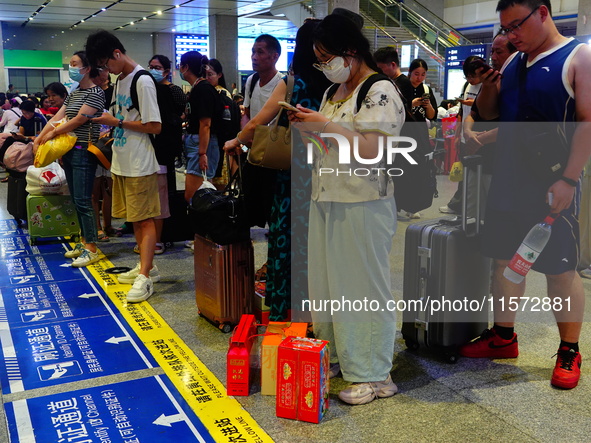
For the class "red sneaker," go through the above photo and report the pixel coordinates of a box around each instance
[459,328,519,358]
[551,347,582,389]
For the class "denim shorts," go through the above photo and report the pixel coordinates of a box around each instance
[184,133,219,179]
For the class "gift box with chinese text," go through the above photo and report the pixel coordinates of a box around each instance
[276,337,329,423]
[226,314,257,396]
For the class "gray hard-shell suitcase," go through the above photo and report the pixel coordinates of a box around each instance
[194,234,254,332]
[401,155,490,362]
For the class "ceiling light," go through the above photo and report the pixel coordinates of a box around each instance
[175,4,180,7]
[157,10,162,15]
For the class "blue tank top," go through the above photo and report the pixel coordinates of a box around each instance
[489,38,583,213]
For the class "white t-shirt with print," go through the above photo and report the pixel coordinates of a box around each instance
[111,64,161,177]
[460,82,482,143]
[243,71,283,118]
[312,75,405,203]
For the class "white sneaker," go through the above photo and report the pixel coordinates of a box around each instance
[71,249,102,268]
[126,274,154,303]
[338,374,398,405]
[439,205,457,214]
[64,243,85,258]
[118,263,161,284]
[407,212,421,219]
[580,267,591,279]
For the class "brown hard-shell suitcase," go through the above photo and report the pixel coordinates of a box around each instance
[194,234,254,332]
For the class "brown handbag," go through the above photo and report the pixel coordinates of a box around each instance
[247,75,294,170]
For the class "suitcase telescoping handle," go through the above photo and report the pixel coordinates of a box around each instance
[460,154,483,237]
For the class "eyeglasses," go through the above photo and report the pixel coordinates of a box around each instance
[313,55,336,71]
[499,6,539,36]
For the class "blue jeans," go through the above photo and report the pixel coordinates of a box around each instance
[184,133,220,179]
[62,144,98,243]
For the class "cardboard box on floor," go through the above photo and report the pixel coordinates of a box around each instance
[276,336,330,424]
[261,322,308,395]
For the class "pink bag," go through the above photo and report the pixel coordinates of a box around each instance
[3,141,34,172]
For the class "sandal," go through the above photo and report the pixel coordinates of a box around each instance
[255,261,268,282]
[97,230,110,242]
[0,177,8,183]
[104,226,117,236]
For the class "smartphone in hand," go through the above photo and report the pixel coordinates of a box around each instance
[81,113,95,118]
[278,101,299,112]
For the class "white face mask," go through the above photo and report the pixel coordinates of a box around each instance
[322,56,352,84]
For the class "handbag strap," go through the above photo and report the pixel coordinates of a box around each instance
[271,75,295,130]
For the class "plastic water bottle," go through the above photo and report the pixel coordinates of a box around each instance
[503,213,559,284]
[222,105,231,121]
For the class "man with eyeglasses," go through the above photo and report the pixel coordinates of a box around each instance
[461,0,591,390]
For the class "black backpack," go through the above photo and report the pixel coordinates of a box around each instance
[125,70,183,165]
[326,73,435,213]
[217,90,241,145]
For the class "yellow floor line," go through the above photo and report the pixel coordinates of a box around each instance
[85,256,273,443]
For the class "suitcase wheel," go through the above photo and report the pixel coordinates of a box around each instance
[219,323,233,333]
[444,351,459,364]
[404,339,419,351]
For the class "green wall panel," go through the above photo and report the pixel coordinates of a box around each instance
[4,50,63,68]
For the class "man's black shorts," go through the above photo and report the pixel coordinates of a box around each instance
[482,208,579,275]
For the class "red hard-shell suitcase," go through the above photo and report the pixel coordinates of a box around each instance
[194,234,254,332]
[401,156,490,362]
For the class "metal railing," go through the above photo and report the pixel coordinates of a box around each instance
[361,0,472,58]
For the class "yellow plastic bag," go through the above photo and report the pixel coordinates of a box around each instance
[449,161,464,182]
[34,119,77,168]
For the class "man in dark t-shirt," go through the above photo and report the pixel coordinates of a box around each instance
[374,47,414,107]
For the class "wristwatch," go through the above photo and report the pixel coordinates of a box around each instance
[118,119,124,129]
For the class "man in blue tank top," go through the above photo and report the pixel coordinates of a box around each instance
[459,0,591,390]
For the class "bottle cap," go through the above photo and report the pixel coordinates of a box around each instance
[543,213,559,225]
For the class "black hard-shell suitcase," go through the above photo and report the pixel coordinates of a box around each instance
[7,171,28,225]
[401,156,490,362]
[194,234,254,332]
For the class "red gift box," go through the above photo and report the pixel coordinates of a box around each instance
[226,314,257,396]
[276,337,330,423]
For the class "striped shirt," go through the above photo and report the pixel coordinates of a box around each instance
[64,86,105,143]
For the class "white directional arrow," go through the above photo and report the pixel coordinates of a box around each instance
[60,263,72,268]
[105,336,131,345]
[6,251,24,257]
[153,413,185,427]
[78,293,99,299]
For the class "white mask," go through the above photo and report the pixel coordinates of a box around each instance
[322,56,352,84]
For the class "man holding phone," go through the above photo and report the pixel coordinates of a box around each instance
[461,0,591,390]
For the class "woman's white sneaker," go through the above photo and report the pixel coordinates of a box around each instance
[64,243,85,258]
[338,374,398,405]
[117,263,161,284]
[71,249,102,268]
[126,274,154,303]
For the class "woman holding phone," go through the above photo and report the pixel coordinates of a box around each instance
[288,13,405,405]
[34,51,105,267]
[408,58,437,122]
